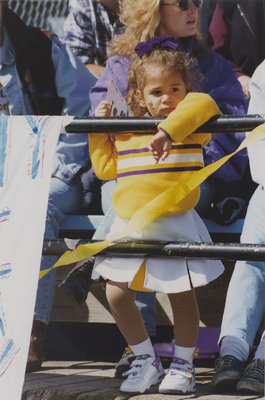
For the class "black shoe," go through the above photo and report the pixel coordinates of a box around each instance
[59,258,94,304]
[26,320,47,372]
[237,358,264,395]
[114,346,136,379]
[212,355,245,393]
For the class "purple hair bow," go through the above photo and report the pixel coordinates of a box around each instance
[135,36,180,58]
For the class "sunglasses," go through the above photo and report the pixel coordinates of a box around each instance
[161,0,203,11]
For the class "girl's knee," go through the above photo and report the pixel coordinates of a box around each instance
[106,280,136,306]
[168,289,197,306]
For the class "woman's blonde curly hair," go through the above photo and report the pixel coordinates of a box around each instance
[110,0,161,57]
[111,0,202,57]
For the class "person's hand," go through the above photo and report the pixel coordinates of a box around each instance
[148,130,172,164]
[94,101,112,117]
[238,75,251,99]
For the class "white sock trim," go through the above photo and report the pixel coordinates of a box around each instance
[130,337,155,357]
[174,344,195,364]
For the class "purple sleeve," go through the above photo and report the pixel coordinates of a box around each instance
[198,47,248,183]
[89,55,130,115]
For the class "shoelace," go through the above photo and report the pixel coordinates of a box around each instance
[216,355,240,371]
[243,359,264,381]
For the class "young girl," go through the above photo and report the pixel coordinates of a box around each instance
[90,36,224,394]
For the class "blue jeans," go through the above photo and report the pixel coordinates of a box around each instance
[94,179,157,337]
[219,185,265,346]
[34,175,83,324]
[195,178,215,216]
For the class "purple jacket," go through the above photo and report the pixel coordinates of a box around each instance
[89,42,248,183]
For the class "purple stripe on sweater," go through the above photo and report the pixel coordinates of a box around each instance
[117,166,202,178]
[118,148,149,156]
[117,143,202,156]
[171,144,202,149]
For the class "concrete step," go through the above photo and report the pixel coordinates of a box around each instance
[22,360,262,400]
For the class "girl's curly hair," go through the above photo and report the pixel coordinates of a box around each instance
[127,48,200,116]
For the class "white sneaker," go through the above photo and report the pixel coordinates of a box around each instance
[120,353,164,393]
[159,357,196,394]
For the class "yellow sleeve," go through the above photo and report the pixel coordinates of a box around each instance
[158,92,222,143]
[89,133,117,180]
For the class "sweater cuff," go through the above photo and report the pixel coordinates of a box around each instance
[160,128,173,141]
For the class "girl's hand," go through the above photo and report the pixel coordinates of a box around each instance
[94,101,112,117]
[148,130,172,164]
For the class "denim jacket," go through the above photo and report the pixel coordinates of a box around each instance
[0,25,96,183]
[248,60,265,187]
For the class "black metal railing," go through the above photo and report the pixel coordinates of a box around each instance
[43,239,265,261]
[65,114,265,134]
[44,114,265,262]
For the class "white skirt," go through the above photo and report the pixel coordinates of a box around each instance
[92,209,224,293]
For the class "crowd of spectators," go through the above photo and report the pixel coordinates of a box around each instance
[3,0,264,395]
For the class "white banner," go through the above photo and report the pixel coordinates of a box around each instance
[0,116,68,399]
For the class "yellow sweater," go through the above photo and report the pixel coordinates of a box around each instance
[89,92,222,219]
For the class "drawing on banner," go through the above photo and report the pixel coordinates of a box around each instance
[0,263,19,377]
[0,115,53,186]
[0,115,62,399]
[106,79,133,117]
[0,207,10,224]
[0,117,8,187]
[25,115,51,179]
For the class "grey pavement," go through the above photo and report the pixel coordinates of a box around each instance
[22,361,264,400]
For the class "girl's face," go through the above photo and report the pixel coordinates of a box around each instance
[158,1,199,40]
[137,66,188,117]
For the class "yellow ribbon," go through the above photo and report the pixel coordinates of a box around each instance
[39,123,265,279]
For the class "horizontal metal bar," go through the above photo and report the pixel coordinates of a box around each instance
[65,114,265,134]
[43,239,265,261]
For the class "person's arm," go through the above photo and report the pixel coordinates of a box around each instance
[247,60,265,186]
[198,48,249,183]
[89,55,130,115]
[89,99,117,180]
[148,93,221,163]
[51,35,97,116]
[89,133,117,180]
[63,0,112,66]
[158,93,221,142]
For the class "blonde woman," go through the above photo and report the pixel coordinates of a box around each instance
[90,0,248,217]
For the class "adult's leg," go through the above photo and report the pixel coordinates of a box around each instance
[212,185,265,392]
[34,176,83,323]
[219,185,265,348]
[27,175,82,372]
